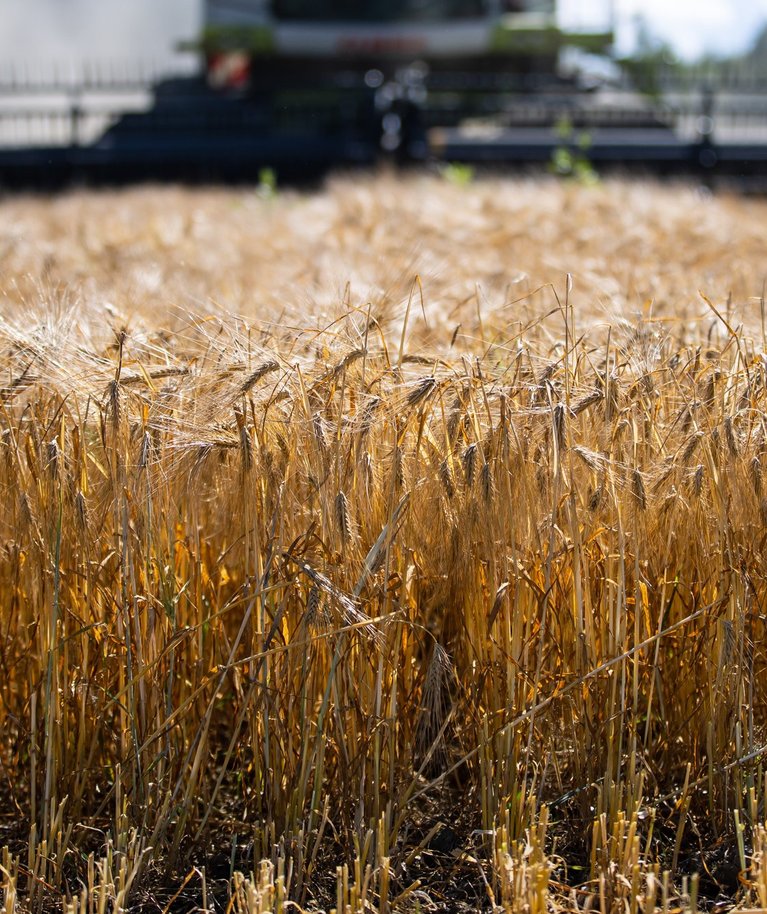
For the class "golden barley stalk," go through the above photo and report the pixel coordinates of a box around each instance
[335,489,352,546]
[240,360,279,393]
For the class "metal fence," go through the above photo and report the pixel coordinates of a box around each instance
[2,59,767,180]
[0,60,196,149]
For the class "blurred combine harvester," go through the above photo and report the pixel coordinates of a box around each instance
[7,1,767,186]
[194,0,613,154]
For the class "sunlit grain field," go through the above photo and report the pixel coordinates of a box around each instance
[2,173,767,913]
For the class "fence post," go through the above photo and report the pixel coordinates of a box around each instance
[69,92,82,147]
[696,82,717,169]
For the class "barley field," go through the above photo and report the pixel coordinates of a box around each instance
[1,173,767,913]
